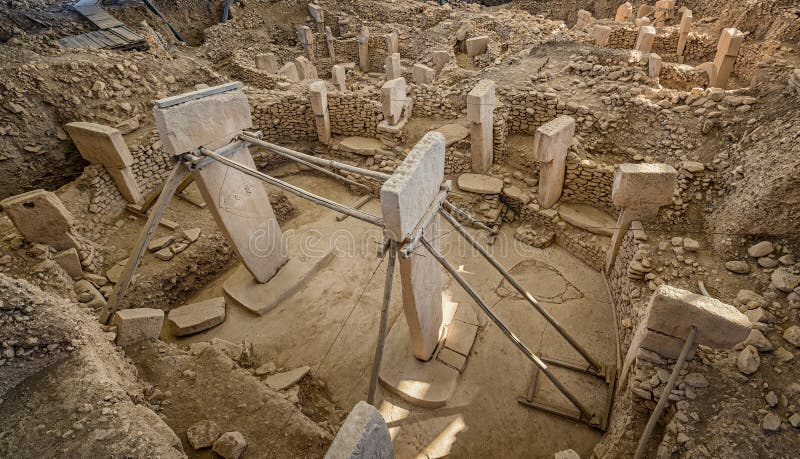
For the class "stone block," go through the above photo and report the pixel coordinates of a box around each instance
[533,115,575,162]
[630,322,696,360]
[213,432,247,459]
[65,122,133,168]
[611,163,677,208]
[254,53,278,73]
[309,81,331,143]
[465,35,489,56]
[107,167,143,204]
[457,173,503,194]
[331,64,347,91]
[278,62,300,82]
[380,131,445,242]
[634,26,656,54]
[592,25,611,46]
[112,308,164,346]
[380,77,406,126]
[575,10,591,30]
[411,63,434,84]
[645,285,751,349]
[153,88,252,155]
[54,248,82,279]
[324,401,393,459]
[167,297,226,336]
[432,50,450,74]
[649,53,662,78]
[308,3,323,23]
[716,28,745,57]
[386,32,399,54]
[614,2,633,22]
[466,79,496,124]
[0,189,78,250]
[538,153,567,209]
[294,56,318,80]
[358,26,369,72]
[385,53,401,80]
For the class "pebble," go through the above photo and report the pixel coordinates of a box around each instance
[782,326,800,348]
[762,413,781,432]
[736,345,760,375]
[748,241,774,258]
[213,431,247,459]
[724,260,751,274]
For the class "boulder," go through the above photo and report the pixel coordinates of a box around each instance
[187,420,222,450]
[213,431,247,459]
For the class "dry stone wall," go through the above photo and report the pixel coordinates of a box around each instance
[250,92,317,142]
[328,91,383,137]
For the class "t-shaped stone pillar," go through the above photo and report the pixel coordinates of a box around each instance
[386,32,399,54]
[653,0,672,27]
[65,122,143,204]
[380,132,446,360]
[614,2,633,22]
[466,79,496,174]
[358,26,370,72]
[604,163,677,272]
[634,25,656,54]
[296,25,315,60]
[294,56,318,80]
[309,81,331,144]
[533,115,575,209]
[676,9,693,60]
[324,26,336,61]
[381,77,406,126]
[711,28,744,89]
[332,64,347,91]
[385,53,401,80]
[307,3,324,33]
[153,85,288,283]
[0,189,80,250]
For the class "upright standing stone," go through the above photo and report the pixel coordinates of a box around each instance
[332,64,347,91]
[411,63,434,84]
[358,26,370,72]
[385,53,401,80]
[711,28,744,89]
[432,50,450,75]
[614,2,633,22]
[649,53,662,78]
[255,53,279,73]
[278,62,300,82]
[636,4,653,18]
[381,77,406,126]
[654,0,672,27]
[574,10,592,31]
[381,132,445,360]
[296,25,315,60]
[533,116,575,209]
[386,32,399,54]
[592,25,611,46]
[324,25,336,60]
[0,189,79,250]
[465,35,489,56]
[294,56,318,80]
[308,3,325,33]
[65,122,143,204]
[676,9,693,59]
[324,402,394,459]
[604,163,677,271]
[153,86,288,283]
[309,81,331,144]
[466,79,496,174]
[634,25,656,53]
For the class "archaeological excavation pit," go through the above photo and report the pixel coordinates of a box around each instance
[1,0,800,458]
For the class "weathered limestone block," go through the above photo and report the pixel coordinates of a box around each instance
[106,167,143,204]
[575,10,592,30]
[325,25,336,60]
[0,189,79,250]
[630,322,697,360]
[154,90,252,155]
[308,3,324,32]
[278,62,300,82]
[167,297,226,336]
[309,81,331,143]
[297,25,315,59]
[592,25,611,46]
[358,26,370,72]
[255,53,279,73]
[113,308,164,346]
[432,50,450,74]
[385,53,401,80]
[676,9,693,57]
[294,56,318,80]
[381,77,406,126]
[332,64,347,91]
[411,63,434,84]
[324,401,394,459]
[711,28,744,88]
[611,163,677,208]
[467,79,495,174]
[649,53,662,78]
[637,4,653,18]
[614,2,633,22]
[54,248,82,279]
[381,132,445,360]
[534,115,575,209]
[386,32,399,54]
[645,285,751,348]
[634,25,656,54]
[465,35,489,56]
[654,0,672,27]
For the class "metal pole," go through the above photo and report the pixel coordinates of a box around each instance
[420,237,594,420]
[367,240,397,405]
[239,132,392,181]
[439,208,604,372]
[442,200,496,234]
[634,326,697,459]
[199,148,383,227]
[258,143,372,193]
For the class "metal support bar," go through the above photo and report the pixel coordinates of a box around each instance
[420,237,595,422]
[367,240,397,405]
[439,208,604,373]
[634,326,698,459]
[398,182,451,258]
[99,158,191,324]
[239,132,392,181]
[442,200,497,234]
[199,147,383,228]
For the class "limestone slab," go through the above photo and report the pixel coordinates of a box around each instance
[167,297,226,336]
[331,64,347,91]
[466,79,496,124]
[192,146,288,283]
[557,202,617,236]
[294,56,318,80]
[336,136,384,156]
[465,35,489,56]
[113,308,164,347]
[224,249,334,315]
[380,77,406,126]
[533,115,575,162]
[107,167,143,204]
[265,366,310,390]
[385,53,401,80]
[592,25,611,46]
[538,153,567,209]
[614,2,633,22]
[255,53,279,73]
[411,63,434,84]
[54,248,82,279]
[443,320,477,356]
[324,401,394,459]
[645,285,751,348]
[457,173,503,195]
[434,123,468,147]
[0,189,78,250]
[65,122,133,168]
[634,26,656,54]
[278,63,300,82]
[611,163,677,208]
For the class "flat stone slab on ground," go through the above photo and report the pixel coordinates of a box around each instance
[434,123,469,147]
[457,173,504,194]
[557,202,617,236]
[335,136,385,156]
[265,366,310,391]
[168,297,226,336]
[224,249,334,315]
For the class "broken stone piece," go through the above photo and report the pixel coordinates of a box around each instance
[0,189,78,251]
[736,345,760,375]
[457,173,503,195]
[148,235,175,252]
[54,248,83,279]
[186,419,222,450]
[167,297,226,336]
[324,401,393,459]
[264,366,310,391]
[112,308,164,347]
[213,431,247,459]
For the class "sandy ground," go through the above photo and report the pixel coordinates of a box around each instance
[170,174,617,458]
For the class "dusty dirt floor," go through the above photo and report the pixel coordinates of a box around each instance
[150,174,617,458]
